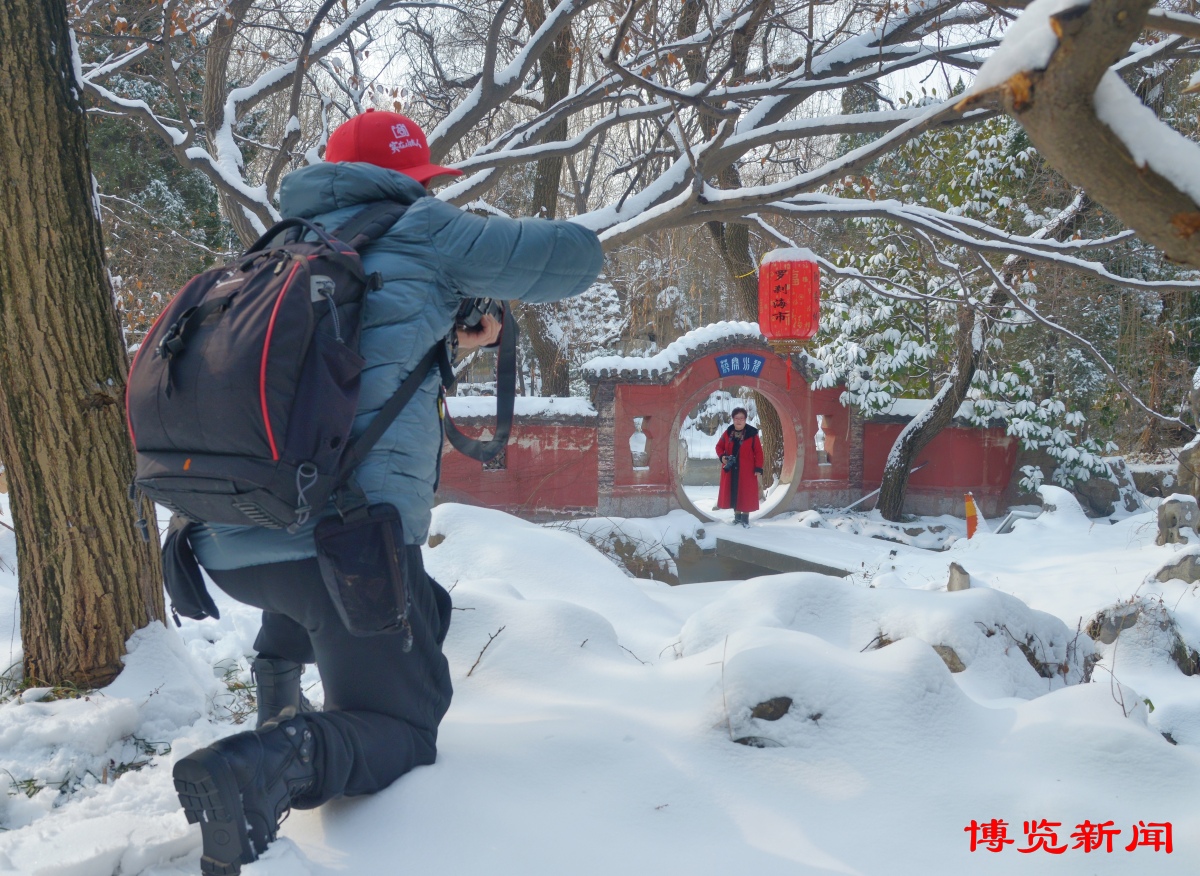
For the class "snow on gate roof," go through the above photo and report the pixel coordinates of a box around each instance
[581,321,775,382]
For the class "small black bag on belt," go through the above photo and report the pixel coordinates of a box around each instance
[314,504,413,649]
[161,515,220,625]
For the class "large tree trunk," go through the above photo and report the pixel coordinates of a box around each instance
[676,0,787,484]
[677,0,783,486]
[0,0,164,687]
[516,302,572,395]
[876,305,982,521]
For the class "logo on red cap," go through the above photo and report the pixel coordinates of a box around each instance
[325,110,462,184]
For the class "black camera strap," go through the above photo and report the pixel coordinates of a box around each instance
[438,303,518,462]
[332,302,518,521]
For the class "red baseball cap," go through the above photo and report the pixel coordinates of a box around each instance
[325,109,463,185]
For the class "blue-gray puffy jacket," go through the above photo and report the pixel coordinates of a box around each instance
[190,161,603,571]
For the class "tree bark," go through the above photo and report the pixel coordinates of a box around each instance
[0,0,164,687]
[876,305,981,521]
[516,302,572,395]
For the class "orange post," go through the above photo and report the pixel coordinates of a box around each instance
[965,492,978,539]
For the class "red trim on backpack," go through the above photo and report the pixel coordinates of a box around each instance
[125,299,179,447]
[261,262,302,461]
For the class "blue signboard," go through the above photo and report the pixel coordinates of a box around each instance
[714,353,766,378]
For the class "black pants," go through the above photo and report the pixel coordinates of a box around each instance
[207,547,453,807]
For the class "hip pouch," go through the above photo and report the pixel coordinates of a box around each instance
[314,504,413,651]
[162,515,220,624]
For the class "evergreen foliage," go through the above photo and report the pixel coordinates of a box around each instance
[812,85,1124,490]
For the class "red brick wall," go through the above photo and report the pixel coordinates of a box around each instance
[862,422,1018,506]
[437,421,599,515]
[436,343,1020,519]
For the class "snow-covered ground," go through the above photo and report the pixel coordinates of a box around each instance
[683,482,791,522]
[1,488,1200,874]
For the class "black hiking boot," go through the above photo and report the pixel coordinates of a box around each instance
[251,656,314,729]
[173,710,319,876]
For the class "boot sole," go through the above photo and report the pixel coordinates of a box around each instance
[174,749,258,876]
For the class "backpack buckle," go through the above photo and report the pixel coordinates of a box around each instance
[158,306,197,359]
[331,479,371,523]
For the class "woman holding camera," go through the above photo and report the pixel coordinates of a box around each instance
[715,407,764,527]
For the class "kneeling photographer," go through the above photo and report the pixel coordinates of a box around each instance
[715,407,765,528]
[168,109,602,875]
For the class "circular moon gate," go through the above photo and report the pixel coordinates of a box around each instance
[668,375,805,522]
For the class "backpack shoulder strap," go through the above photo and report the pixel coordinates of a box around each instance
[335,200,410,251]
[336,343,441,488]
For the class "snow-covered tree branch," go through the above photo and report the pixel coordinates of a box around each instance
[960,0,1200,267]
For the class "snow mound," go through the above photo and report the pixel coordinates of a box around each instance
[1032,484,1090,524]
[1084,596,1200,746]
[0,623,228,870]
[793,507,963,550]
[682,573,1095,701]
[426,504,682,656]
[550,510,713,582]
[4,498,1200,873]
[721,630,984,749]
[0,624,218,830]
[439,587,629,683]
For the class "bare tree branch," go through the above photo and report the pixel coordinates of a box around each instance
[265,0,341,196]
[974,253,1189,429]
[1144,8,1200,40]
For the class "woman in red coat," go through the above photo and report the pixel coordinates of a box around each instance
[716,407,765,527]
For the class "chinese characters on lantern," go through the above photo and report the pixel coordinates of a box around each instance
[757,250,820,347]
[964,819,1172,854]
[770,266,791,327]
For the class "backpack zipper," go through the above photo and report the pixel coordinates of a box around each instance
[323,289,343,342]
[260,259,303,461]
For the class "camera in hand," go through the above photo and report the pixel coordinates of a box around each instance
[456,297,504,330]
[722,455,738,472]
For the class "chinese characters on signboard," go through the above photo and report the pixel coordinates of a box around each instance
[714,353,766,378]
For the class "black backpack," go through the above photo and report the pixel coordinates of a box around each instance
[126,201,436,533]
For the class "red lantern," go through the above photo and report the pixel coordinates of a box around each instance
[758,248,820,351]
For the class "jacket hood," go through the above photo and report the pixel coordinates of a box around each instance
[279,161,428,218]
